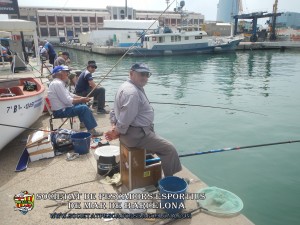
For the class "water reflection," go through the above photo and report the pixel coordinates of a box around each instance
[59,47,282,102]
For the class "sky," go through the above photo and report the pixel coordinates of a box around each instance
[1,0,300,21]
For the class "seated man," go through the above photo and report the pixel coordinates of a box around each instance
[47,65,102,136]
[75,60,108,114]
[105,63,182,177]
[54,51,70,67]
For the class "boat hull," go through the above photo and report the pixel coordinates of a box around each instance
[0,78,45,150]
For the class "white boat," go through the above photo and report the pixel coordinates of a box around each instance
[0,78,45,150]
[128,28,244,56]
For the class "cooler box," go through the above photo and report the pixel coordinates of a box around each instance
[26,131,54,162]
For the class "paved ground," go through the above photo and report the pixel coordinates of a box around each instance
[0,62,254,225]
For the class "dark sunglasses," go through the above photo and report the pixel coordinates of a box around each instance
[90,65,97,69]
[138,72,151,78]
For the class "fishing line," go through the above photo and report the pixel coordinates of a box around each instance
[100,76,217,93]
[146,139,300,163]
[86,0,177,98]
[150,101,266,116]
[105,100,266,116]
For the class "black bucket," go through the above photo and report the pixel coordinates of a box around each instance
[94,146,120,177]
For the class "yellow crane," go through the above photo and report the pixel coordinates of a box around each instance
[269,0,278,40]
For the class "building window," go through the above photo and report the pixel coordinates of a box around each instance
[121,15,125,19]
[20,16,28,20]
[65,16,72,23]
[171,19,176,25]
[165,18,170,25]
[128,15,132,19]
[39,16,46,23]
[40,28,48,36]
[48,16,55,24]
[113,15,117,19]
[82,17,88,23]
[75,27,81,34]
[195,36,202,39]
[82,27,89,32]
[185,36,189,40]
[57,16,64,24]
[29,16,36,22]
[97,17,103,23]
[90,17,96,23]
[74,16,80,23]
[49,28,57,36]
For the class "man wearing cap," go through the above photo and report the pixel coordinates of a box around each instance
[105,63,182,177]
[48,65,102,136]
[54,51,70,67]
[75,60,107,114]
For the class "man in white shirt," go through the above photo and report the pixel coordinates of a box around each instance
[47,65,102,136]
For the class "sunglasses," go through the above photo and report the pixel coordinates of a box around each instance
[138,72,151,78]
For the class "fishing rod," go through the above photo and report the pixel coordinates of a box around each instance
[86,0,177,98]
[0,123,66,134]
[146,140,300,164]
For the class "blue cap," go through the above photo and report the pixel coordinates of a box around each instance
[52,65,70,75]
[130,63,151,73]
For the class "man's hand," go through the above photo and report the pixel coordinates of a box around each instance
[105,127,120,141]
[80,97,91,103]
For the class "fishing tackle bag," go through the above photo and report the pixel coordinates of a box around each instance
[50,129,75,155]
[23,81,37,91]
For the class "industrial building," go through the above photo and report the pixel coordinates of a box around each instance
[8,6,204,43]
[276,12,300,29]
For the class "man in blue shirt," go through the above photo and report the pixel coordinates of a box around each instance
[42,40,57,65]
[75,60,108,114]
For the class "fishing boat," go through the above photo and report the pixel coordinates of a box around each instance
[128,28,244,57]
[0,77,45,150]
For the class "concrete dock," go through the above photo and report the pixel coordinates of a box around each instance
[0,63,254,225]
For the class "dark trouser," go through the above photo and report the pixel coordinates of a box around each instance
[76,87,105,110]
[120,125,182,177]
[49,54,56,65]
[53,104,97,130]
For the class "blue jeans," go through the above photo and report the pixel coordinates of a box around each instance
[53,104,97,131]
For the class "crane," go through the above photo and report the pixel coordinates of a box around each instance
[269,0,278,40]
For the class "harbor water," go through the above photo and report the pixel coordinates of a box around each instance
[62,48,300,225]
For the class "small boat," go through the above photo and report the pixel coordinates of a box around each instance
[0,77,45,150]
[128,28,244,57]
